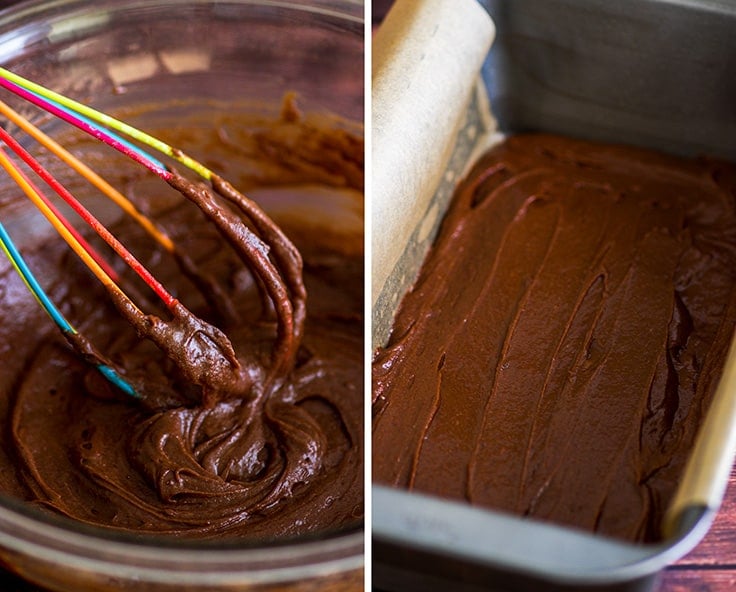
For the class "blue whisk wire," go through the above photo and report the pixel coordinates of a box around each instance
[0,220,140,398]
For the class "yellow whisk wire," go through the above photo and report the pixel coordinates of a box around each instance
[0,67,214,182]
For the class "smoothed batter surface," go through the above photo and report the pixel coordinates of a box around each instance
[373,134,736,542]
[0,101,364,540]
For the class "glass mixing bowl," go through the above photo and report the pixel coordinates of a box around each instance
[0,1,364,590]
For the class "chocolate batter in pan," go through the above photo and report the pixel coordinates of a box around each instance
[373,134,736,542]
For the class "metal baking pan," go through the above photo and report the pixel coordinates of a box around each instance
[372,0,736,590]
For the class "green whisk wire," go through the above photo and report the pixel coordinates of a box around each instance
[0,66,215,181]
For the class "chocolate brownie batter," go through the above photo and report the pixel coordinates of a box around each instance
[0,98,363,540]
[373,134,736,542]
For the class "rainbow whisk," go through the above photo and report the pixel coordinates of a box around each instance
[0,68,306,402]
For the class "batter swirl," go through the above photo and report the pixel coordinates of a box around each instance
[0,100,363,540]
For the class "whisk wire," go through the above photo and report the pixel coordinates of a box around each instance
[0,76,170,179]
[0,68,307,402]
[0,125,177,310]
[0,99,177,254]
[0,67,214,181]
[0,219,139,398]
[0,143,120,293]
[0,141,119,281]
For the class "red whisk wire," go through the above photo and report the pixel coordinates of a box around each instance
[0,126,178,310]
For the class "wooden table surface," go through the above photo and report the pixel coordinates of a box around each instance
[658,465,736,591]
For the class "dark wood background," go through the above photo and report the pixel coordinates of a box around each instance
[660,465,736,590]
